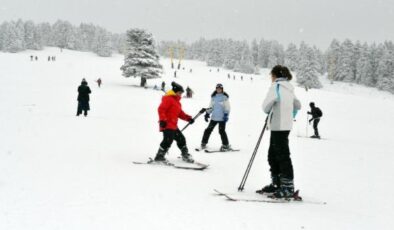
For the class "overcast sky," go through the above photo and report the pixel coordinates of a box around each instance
[1,0,393,49]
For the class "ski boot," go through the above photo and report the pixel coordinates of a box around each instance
[220,144,232,152]
[154,147,168,162]
[256,175,280,194]
[200,143,207,150]
[310,135,321,139]
[181,146,194,163]
[270,177,294,199]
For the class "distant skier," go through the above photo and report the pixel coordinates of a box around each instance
[161,81,166,91]
[233,75,235,80]
[217,68,220,72]
[200,83,231,151]
[76,79,92,117]
[52,56,56,61]
[308,102,323,138]
[154,82,195,163]
[186,86,193,98]
[30,55,33,61]
[241,76,243,81]
[174,70,177,78]
[35,56,38,61]
[189,68,193,73]
[227,74,230,79]
[48,56,51,61]
[256,65,301,198]
[96,78,102,88]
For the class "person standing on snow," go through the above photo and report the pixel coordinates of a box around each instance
[154,82,195,163]
[96,78,102,88]
[200,83,231,151]
[76,79,91,117]
[308,102,323,138]
[256,65,301,198]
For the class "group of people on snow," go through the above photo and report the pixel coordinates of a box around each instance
[152,65,323,198]
[75,64,323,199]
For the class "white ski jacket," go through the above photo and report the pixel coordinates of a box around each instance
[262,79,301,131]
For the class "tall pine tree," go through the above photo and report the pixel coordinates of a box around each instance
[120,29,162,87]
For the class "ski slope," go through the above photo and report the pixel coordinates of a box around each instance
[1,47,394,230]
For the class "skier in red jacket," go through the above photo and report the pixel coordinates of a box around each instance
[154,82,195,163]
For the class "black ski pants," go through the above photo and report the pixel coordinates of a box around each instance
[201,120,229,145]
[313,118,320,136]
[268,131,294,180]
[160,129,187,153]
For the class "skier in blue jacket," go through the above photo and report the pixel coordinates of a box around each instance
[200,83,231,151]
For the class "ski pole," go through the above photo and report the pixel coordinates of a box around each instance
[238,115,269,192]
[180,108,209,132]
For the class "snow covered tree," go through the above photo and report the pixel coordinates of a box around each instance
[336,39,354,82]
[120,29,162,87]
[356,43,373,85]
[52,20,77,50]
[296,44,322,89]
[93,27,112,57]
[206,39,224,67]
[326,39,341,84]
[251,39,259,67]
[2,20,25,53]
[38,22,52,46]
[376,45,394,93]
[284,43,299,72]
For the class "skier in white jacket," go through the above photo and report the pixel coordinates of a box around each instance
[256,65,301,198]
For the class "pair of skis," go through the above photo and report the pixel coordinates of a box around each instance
[133,158,209,170]
[195,147,240,153]
[213,189,326,205]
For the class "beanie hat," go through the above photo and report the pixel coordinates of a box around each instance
[216,83,223,89]
[171,81,184,93]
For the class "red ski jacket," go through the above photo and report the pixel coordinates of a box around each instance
[158,90,192,131]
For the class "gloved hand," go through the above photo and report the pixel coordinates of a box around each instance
[204,113,210,122]
[223,113,229,123]
[159,120,167,128]
[200,108,207,113]
[189,118,195,124]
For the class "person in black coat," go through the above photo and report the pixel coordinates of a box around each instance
[77,79,91,116]
[308,102,323,138]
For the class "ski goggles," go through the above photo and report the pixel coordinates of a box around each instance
[216,83,223,89]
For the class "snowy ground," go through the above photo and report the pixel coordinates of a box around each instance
[1,47,394,230]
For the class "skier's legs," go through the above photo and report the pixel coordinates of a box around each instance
[201,120,218,144]
[159,130,176,151]
[268,132,281,177]
[313,119,320,136]
[272,131,294,180]
[174,129,187,153]
[218,122,229,145]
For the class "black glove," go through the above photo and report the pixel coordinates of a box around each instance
[204,113,210,122]
[159,120,167,128]
[189,118,195,124]
[200,108,207,113]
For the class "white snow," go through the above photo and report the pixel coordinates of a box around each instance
[1,47,394,230]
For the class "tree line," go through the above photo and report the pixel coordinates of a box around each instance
[0,19,126,57]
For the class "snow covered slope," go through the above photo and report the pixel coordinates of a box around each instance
[1,48,393,229]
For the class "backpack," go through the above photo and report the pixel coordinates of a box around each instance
[316,108,323,117]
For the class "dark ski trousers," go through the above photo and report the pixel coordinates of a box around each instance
[268,131,294,180]
[201,120,229,145]
[313,119,320,136]
[160,129,187,153]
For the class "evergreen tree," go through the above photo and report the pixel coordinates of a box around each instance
[296,44,322,89]
[284,43,299,72]
[326,39,341,84]
[376,45,394,93]
[356,43,373,85]
[120,29,162,87]
[93,27,112,57]
[336,39,354,82]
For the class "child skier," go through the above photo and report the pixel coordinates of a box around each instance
[200,83,231,151]
[154,82,195,163]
